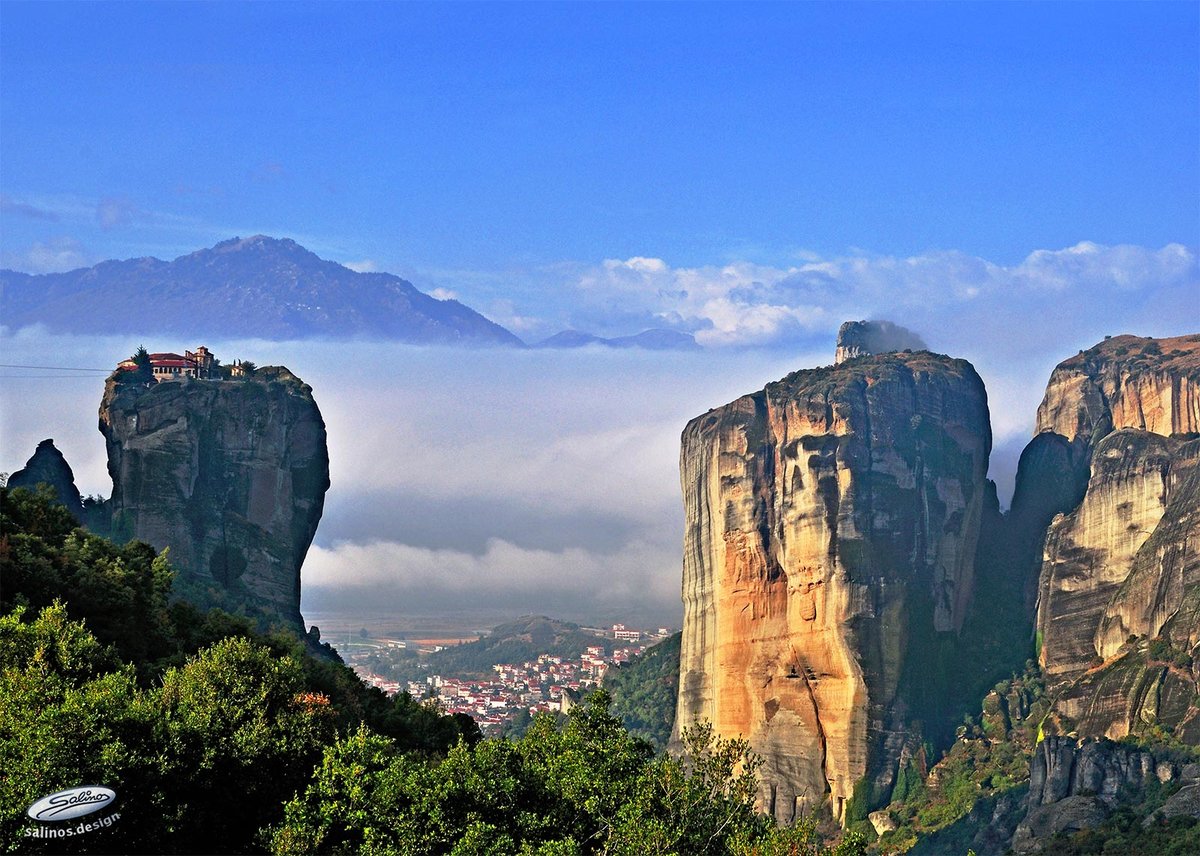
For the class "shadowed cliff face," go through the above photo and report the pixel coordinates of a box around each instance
[99,366,330,632]
[1010,736,1200,855]
[7,438,84,520]
[1025,334,1200,742]
[672,351,991,825]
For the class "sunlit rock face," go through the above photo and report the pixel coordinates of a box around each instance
[672,351,991,824]
[1030,334,1200,742]
[99,367,329,632]
[1036,334,1200,442]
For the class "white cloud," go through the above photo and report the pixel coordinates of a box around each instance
[96,196,139,230]
[484,298,543,332]
[342,259,378,273]
[0,194,60,222]
[429,287,458,301]
[1013,241,1193,292]
[303,536,679,609]
[554,242,1197,352]
[15,237,90,273]
[604,256,669,274]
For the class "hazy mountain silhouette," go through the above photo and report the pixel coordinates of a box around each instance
[536,328,700,351]
[0,235,524,345]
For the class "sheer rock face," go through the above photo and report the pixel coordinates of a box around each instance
[1035,334,1200,442]
[673,351,990,824]
[1029,334,1200,741]
[99,367,329,632]
[8,438,84,520]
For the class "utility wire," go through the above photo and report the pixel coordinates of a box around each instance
[0,363,111,371]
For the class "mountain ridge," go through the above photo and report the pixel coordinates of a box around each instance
[0,235,524,346]
[535,327,701,351]
[2,236,707,351]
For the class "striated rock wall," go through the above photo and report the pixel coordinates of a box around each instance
[99,366,329,632]
[1029,334,1200,742]
[673,351,991,824]
[1037,431,1186,682]
[1035,334,1200,442]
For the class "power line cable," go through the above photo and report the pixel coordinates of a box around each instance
[0,363,111,371]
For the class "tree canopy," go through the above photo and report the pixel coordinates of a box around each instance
[0,485,866,855]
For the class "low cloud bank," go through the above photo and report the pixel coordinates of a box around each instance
[3,238,1193,623]
[302,536,681,626]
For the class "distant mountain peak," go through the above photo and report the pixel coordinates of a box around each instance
[1,236,524,346]
[535,327,700,351]
[214,234,290,248]
[204,234,315,262]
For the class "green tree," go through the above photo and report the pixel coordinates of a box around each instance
[266,691,866,855]
[117,346,154,384]
[604,632,681,750]
[148,637,337,853]
[0,603,154,854]
[2,486,180,680]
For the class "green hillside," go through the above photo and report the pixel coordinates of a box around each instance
[604,631,681,750]
[425,614,617,676]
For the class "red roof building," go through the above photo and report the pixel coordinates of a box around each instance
[117,346,215,382]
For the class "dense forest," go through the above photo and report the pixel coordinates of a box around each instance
[0,485,865,855]
[604,632,681,750]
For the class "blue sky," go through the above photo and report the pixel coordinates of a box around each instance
[2,2,1198,623]
[2,2,1196,277]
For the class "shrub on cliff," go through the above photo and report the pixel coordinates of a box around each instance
[114,346,153,385]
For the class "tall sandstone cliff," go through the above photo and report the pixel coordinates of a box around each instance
[99,366,330,633]
[1028,334,1200,742]
[672,350,991,824]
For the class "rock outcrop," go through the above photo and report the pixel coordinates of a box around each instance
[1035,335,1200,443]
[672,349,991,824]
[1011,736,1200,853]
[7,439,84,520]
[99,366,329,633]
[1027,334,1200,741]
[834,320,927,365]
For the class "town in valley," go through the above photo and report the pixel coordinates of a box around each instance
[340,620,673,734]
